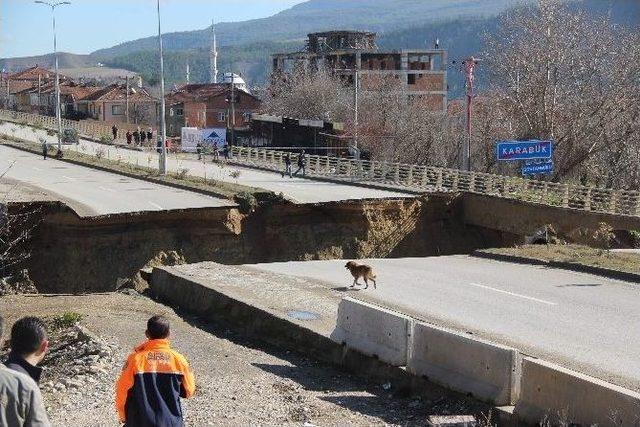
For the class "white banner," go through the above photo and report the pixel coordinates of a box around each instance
[202,128,226,149]
[181,127,201,152]
[181,127,227,152]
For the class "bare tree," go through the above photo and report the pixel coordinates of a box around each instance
[484,0,640,186]
[0,165,42,284]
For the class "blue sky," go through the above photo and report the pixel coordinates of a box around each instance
[0,0,303,58]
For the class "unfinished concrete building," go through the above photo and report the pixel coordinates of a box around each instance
[272,31,448,111]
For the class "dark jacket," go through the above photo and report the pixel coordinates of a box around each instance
[284,154,291,165]
[298,155,306,167]
[5,352,43,384]
[116,339,195,427]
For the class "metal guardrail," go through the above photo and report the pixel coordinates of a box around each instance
[229,146,640,217]
[2,108,639,217]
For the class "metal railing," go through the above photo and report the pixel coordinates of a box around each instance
[0,109,145,143]
[2,108,639,217]
[229,146,640,217]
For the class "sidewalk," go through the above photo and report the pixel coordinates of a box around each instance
[0,122,412,204]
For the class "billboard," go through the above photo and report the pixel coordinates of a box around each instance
[181,127,227,152]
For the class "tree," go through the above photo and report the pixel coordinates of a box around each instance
[484,0,640,187]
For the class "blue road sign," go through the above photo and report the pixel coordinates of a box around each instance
[522,161,554,176]
[496,140,553,161]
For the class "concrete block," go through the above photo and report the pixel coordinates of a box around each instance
[330,297,411,366]
[515,357,640,426]
[407,322,520,405]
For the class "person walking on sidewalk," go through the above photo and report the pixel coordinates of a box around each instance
[41,141,48,160]
[282,152,292,178]
[293,150,307,177]
[116,315,195,427]
[112,125,118,141]
[126,131,132,145]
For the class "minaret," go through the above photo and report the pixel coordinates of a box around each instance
[186,62,190,83]
[210,21,218,84]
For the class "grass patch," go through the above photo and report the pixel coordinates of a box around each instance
[481,244,640,275]
[1,137,268,201]
[50,311,83,330]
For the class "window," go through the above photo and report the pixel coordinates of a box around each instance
[243,111,251,122]
[408,74,416,85]
[169,108,174,117]
[218,112,226,122]
[169,124,174,133]
[380,61,386,70]
[176,107,184,116]
[112,104,124,116]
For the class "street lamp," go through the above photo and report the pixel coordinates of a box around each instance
[156,0,168,174]
[35,1,70,153]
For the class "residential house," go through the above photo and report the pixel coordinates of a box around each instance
[0,66,69,111]
[165,81,261,137]
[75,83,159,126]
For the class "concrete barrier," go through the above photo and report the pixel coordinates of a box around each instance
[330,297,411,366]
[407,321,520,406]
[515,357,640,426]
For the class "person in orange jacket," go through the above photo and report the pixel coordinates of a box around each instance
[116,315,195,427]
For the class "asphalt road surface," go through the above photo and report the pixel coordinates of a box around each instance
[249,256,640,392]
[0,145,233,216]
[0,122,412,204]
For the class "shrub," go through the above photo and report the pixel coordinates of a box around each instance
[99,134,112,144]
[175,168,189,180]
[95,147,106,160]
[51,311,82,330]
[234,191,258,214]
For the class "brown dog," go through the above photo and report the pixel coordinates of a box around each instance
[345,261,377,290]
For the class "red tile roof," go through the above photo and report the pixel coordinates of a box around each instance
[78,84,157,102]
[9,66,57,81]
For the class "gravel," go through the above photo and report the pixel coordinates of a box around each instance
[0,293,492,426]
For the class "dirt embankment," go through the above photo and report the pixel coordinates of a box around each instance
[11,194,513,293]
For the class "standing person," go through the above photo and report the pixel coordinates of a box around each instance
[223,144,230,162]
[147,128,153,142]
[112,124,118,141]
[41,141,48,160]
[133,129,140,145]
[140,128,147,144]
[293,150,307,177]
[5,317,49,385]
[282,152,292,178]
[116,315,195,427]
[196,142,203,160]
[126,131,132,145]
[212,142,220,162]
[0,316,50,427]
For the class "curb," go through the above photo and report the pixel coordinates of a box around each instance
[1,139,242,202]
[472,250,640,283]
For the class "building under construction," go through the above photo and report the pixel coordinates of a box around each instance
[272,31,448,111]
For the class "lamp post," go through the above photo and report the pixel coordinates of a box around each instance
[156,0,168,174]
[35,1,70,152]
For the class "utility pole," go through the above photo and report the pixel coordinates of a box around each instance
[125,76,130,123]
[462,56,479,172]
[230,75,236,146]
[156,0,168,174]
[35,1,70,152]
[38,74,42,114]
[353,68,360,160]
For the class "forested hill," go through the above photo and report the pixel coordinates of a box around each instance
[91,0,517,59]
